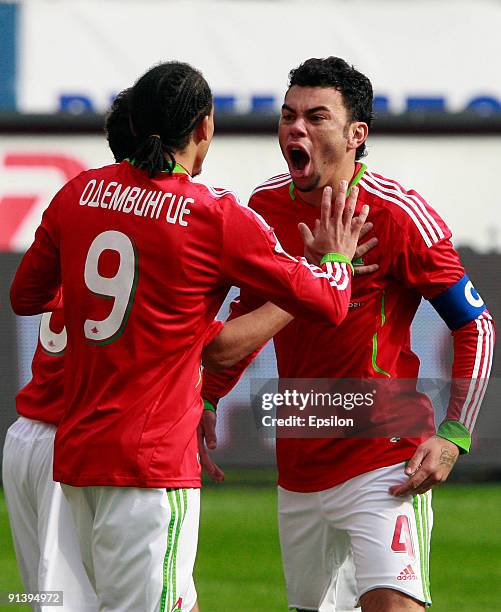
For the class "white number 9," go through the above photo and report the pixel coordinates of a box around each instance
[84,230,137,343]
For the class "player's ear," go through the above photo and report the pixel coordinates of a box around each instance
[347,122,368,152]
[195,115,211,143]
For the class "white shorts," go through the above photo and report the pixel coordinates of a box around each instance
[2,417,98,612]
[62,484,200,612]
[278,462,433,611]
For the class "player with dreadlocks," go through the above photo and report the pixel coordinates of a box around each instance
[11,61,371,611]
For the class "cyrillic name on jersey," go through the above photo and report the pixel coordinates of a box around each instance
[79,180,194,226]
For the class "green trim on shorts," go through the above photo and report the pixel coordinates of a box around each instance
[160,489,188,612]
[413,493,432,605]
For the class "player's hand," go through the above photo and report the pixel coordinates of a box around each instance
[389,436,459,497]
[298,181,369,265]
[197,409,225,483]
[353,222,379,276]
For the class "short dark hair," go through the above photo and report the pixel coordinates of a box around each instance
[288,57,373,159]
[129,62,213,177]
[105,88,135,163]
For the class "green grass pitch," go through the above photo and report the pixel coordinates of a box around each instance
[1,483,500,611]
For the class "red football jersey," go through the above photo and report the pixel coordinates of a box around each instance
[16,307,223,428]
[203,164,493,492]
[10,161,352,488]
[16,309,66,425]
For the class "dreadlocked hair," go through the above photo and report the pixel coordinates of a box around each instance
[129,62,213,177]
[104,88,136,163]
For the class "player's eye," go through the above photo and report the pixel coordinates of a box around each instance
[281,113,294,122]
[310,115,326,122]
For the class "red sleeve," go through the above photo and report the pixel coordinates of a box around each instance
[390,196,495,443]
[446,311,495,433]
[218,195,352,326]
[202,296,265,409]
[10,190,63,315]
[390,210,464,299]
[202,320,224,347]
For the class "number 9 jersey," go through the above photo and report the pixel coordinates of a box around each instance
[11,160,353,488]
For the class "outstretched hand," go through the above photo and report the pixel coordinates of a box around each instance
[299,180,370,266]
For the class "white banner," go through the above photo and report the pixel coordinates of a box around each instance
[18,0,501,114]
[0,133,500,253]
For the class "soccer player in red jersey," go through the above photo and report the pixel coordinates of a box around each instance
[3,85,335,610]
[10,61,370,612]
[202,57,495,611]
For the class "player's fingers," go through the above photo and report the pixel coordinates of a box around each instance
[357,221,373,239]
[202,410,218,450]
[351,204,370,237]
[209,461,225,483]
[342,185,358,226]
[320,185,334,229]
[354,237,378,259]
[412,475,438,495]
[354,263,379,276]
[332,180,348,227]
[389,473,425,497]
[298,222,314,247]
[202,452,225,483]
[405,446,427,476]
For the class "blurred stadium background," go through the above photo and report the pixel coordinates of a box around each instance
[0,1,500,610]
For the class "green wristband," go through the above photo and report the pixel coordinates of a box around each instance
[320,252,355,275]
[203,399,217,413]
[436,419,471,454]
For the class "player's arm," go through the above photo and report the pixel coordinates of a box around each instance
[202,217,377,373]
[219,182,368,326]
[202,301,292,372]
[388,207,495,496]
[10,194,62,315]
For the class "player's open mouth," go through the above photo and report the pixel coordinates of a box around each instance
[288,146,311,179]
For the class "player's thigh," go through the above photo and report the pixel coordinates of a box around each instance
[61,484,98,591]
[346,465,433,607]
[323,551,361,612]
[91,486,199,612]
[2,419,44,593]
[278,486,351,611]
[35,443,98,611]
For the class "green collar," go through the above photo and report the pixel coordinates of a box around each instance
[168,162,189,175]
[124,159,190,176]
[288,162,367,201]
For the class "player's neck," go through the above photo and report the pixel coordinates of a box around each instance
[297,159,357,208]
[170,141,200,177]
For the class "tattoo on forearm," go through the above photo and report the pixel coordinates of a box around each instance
[439,447,458,468]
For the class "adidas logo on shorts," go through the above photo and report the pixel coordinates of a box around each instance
[397,564,418,581]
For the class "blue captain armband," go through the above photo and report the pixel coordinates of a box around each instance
[430,274,486,330]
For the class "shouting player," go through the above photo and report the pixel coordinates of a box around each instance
[10,61,370,612]
[202,57,495,611]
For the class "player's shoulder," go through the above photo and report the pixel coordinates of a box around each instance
[61,162,123,192]
[359,167,448,247]
[249,172,292,211]
[250,172,292,198]
[194,182,243,210]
